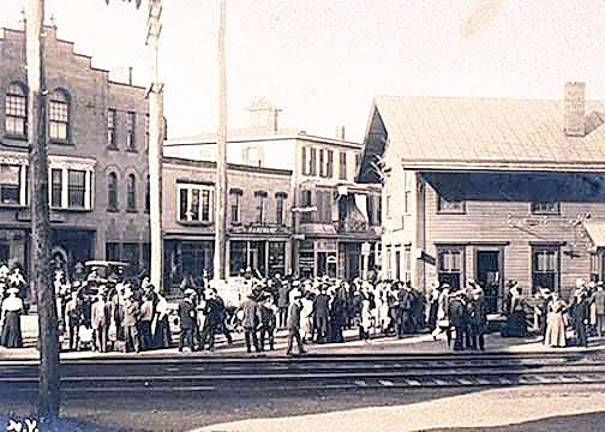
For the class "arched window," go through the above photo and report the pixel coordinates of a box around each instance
[49,89,70,142]
[107,172,118,211]
[5,83,27,137]
[127,173,137,211]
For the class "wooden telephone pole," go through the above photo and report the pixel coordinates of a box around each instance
[214,0,228,281]
[26,0,60,423]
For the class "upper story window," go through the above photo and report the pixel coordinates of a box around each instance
[178,183,213,224]
[437,246,464,289]
[275,192,287,226]
[355,152,361,172]
[107,109,117,149]
[437,195,465,214]
[302,146,317,176]
[107,172,118,211]
[316,189,333,223]
[301,189,313,223]
[126,112,136,151]
[255,191,268,224]
[230,188,242,224]
[145,175,150,213]
[5,83,27,138]
[0,163,25,206]
[339,151,347,180]
[145,114,150,150]
[531,201,559,215]
[49,89,70,143]
[532,246,559,292]
[126,173,137,211]
[50,166,93,211]
[319,149,333,178]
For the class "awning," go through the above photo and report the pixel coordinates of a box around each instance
[584,221,605,248]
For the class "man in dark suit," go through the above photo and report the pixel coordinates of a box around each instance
[313,286,330,343]
[572,291,589,347]
[178,289,196,352]
[286,292,306,356]
[240,293,262,354]
[448,291,467,351]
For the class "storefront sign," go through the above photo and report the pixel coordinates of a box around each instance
[316,239,337,251]
[230,224,290,236]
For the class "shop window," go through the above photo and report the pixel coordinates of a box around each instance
[106,242,121,261]
[178,183,214,223]
[437,246,464,289]
[5,82,27,138]
[532,246,559,292]
[229,240,247,276]
[268,241,286,277]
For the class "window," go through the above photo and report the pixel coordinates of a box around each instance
[339,152,347,180]
[68,170,86,208]
[107,172,118,211]
[385,245,392,279]
[319,149,333,178]
[531,202,559,215]
[255,191,267,224]
[309,148,317,176]
[106,242,121,261]
[437,246,464,289]
[437,195,465,214]
[5,83,27,137]
[107,109,117,148]
[230,189,242,224]
[301,189,313,223]
[355,153,361,171]
[404,245,412,283]
[49,90,69,142]
[301,147,309,175]
[178,184,214,223]
[0,164,22,205]
[126,174,137,211]
[316,189,333,223]
[127,112,136,151]
[145,113,150,149]
[50,167,93,210]
[122,243,140,267]
[275,192,287,226]
[590,253,600,283]
[145,175,150,213]
[50,169,62,208]
[532,246,559,292]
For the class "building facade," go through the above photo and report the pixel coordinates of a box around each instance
[162,157,293,292]
[0,25,150,288]
[164,99,381,281]
[359,83,605,310]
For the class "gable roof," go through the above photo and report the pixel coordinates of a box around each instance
[359,95,605,181]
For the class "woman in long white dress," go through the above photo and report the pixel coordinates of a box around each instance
[544,292,567,348]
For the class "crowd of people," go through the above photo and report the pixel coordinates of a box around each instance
[2,261,605,354]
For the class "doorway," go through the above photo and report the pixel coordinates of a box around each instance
[476,250,501,313]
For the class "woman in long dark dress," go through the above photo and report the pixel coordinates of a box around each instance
[1,287,24,348]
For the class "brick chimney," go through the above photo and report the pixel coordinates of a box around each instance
[248,98,280,133]
[336,125,346,141]
[565,81,586,137]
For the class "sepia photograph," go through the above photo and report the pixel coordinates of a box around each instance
[1,0,605,431]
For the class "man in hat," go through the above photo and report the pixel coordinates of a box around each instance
[91,289,109,353]
[448,290,467,351]
[277,275,291,329]
[313,285,330,343]
[571,288,590,347]
[286,291,307,356]
[199,289,222,351]
[65,291,82,351]
[122,288,140,353]
[240,292,262,354]
[178,289,196,352]
[467,288,487,351]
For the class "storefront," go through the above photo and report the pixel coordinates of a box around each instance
[229,239,288,277]
[163,238,214,292]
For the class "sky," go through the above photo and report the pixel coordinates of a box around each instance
[2,0,605,143]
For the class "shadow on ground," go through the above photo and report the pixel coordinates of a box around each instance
[426,412,605,432]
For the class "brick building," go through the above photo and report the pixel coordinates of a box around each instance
[162,157,292,292]
[358,82,605,310]
[0,25,150,288]
[165,99,381,281]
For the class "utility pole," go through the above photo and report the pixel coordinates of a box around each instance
[26,0,60,424]
[146,0,164,290]
[214,0,228,281]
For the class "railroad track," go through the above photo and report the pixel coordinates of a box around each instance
[1,351,604,394]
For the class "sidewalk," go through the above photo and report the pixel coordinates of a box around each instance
[2,314,605,361]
